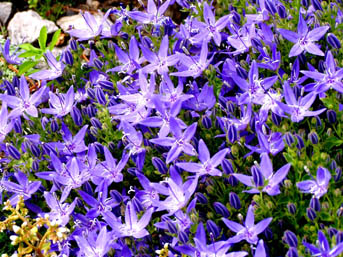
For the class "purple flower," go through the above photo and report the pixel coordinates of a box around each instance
[107,36,142,74]
[75,226,112,257]
[2,171,41,205]
[41,85,75,117]
[92,146,129,186]
[128,0,171,26]
[44,192,77,226]
[279,82,326,122]
[301,51,343,94]
[0,103,13,143]
[30,51,65,81]
[150,117,197,163]
[303,230,343,257]
[155,169,198,215]
[0,75,46,119]
[0,39,23,65]
[297,166,331,198]
[105,201,153,238]
[223,204,272,245]
[234,153,291,196]
[61,123,88,154]
[141,35,179,75]
[67,10,112,40]
[278,14,329,57]
[176,139,229,177]
[176,222,248,257]
[170,40,210,78]
[254,240,267,257]
[191,1,231,46]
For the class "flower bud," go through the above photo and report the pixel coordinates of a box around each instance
[327,110,337,123]
[96,87,107,105]
[287,248,299,257]
[152,157,168,174]
[284,132,295,146]
[7,143,21,160]
[13,118,22,134]
[328,228,338,238]
[251,166,264,187]
[227,124,238,143]
[30,144,41,158]
[316,116,322,128]
[277,4,287,18]
[306,207,317,221]
[71,106,83,126]
[87,87,96,100]
[50,119,59,132]
[207,220,220,238]
[32,159,40,171]
[213,202,230,218]
[311,0,323,11]
[287,203,296,215]
[90,117,102,129]
[310,198,321,212]
[166,220,178,234]
[90,126,99,137]
[94,58,103,70]
[327,33,341,49]
[334,168,341,182]
[70,39,78,51]
[202,116,212,129]
[99,80,114,90]
[264,227,273,241]
[337,231,343,244]
[229,192,241,210]
[284,230,298,247]
[329,160,337,171]
[196,192,208,204]
[308,131,319,144]
[4,80,15,95]
[301,0,309,7]
[178,230,189,244]
[272,112,281,126]
[63,49,73,66]
[41,116,49,130]
[266,0,277,14]
[295,134,305,149]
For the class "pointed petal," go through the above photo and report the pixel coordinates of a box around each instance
[308,26,329,41]
[254,217,272,234]
[278,29,299,43]
[245,205,255,229]
[198,139,210,163]
[260,153,273,178]
[222,218,244,233]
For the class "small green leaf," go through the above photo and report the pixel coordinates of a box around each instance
[48,29,61,51]
[323,136,343,150]
[19,43,39,51]
[39,26,48,50]
[18,50,41,58]
[18,61,38,75]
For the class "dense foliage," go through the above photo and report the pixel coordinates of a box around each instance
[0,0,343,256]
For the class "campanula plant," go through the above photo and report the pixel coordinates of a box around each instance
[0,0,343,256]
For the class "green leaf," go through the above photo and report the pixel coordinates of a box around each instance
[19,43,39,52]
[323,136,343,150]
[18,61,38,75]
[48,29,61,51]
[38,26,48,50]
[18,50,42,58]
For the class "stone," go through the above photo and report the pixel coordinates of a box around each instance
[57,12,112,33]
[7,10,58,45]
[0,2,12,25]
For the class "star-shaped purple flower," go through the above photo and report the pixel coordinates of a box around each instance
[279,14,329,57]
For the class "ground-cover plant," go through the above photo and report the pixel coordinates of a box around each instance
[0,0,343,256]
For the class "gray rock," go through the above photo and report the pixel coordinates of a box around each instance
[0,2,12,25]
[57,12,112,33]
[7,10,58,45]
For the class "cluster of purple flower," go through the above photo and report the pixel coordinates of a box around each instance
[1,0,343,256]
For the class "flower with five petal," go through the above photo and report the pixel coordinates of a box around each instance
[297,166,331,199]
[223,205,272,245]
[303,230,343,257]
[0,75,46,119]
[176,139,229,177]
[278,14,329,57]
